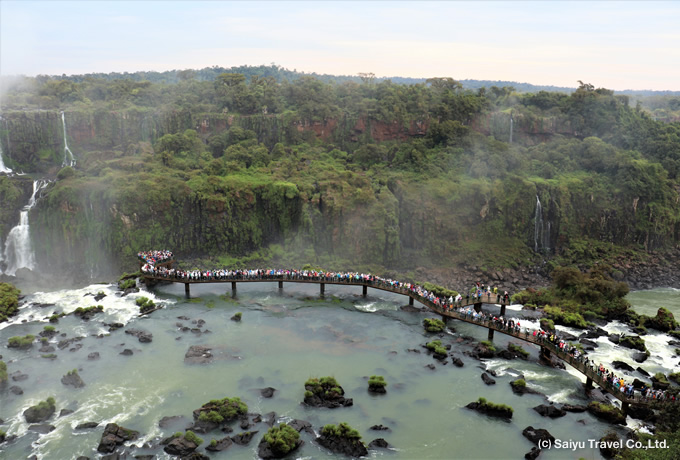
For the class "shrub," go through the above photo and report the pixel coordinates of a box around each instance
[426,340,448,356]
[368,375,387,387]
[510,378,526,389]
[135,297,156,313]
[368,375,387,389]
[0,361,7,383]
[476,397,514,415]
[43,325,55,332]
[539,318,555,331]
[234,312,242,319]
[0,282,21,323]
[423,318,446,333]
[8,335,35,349]
[184,430,203,446]
[263,423,300,456]
[481,340,497,353]
[198,410,224,424]
[119,278,137,290]
[654,373,669,385]
[321,422,362,440]
[508,343,529,358]
[42,354,57,359]
[197,397,248,421]
[73,305,104,317]
[40,337,48,343]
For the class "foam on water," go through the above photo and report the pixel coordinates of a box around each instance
[355,301,378,312]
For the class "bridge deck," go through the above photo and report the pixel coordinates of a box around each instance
[141,272,668,408]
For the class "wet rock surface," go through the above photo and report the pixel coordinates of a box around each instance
[184,345,213,364]
[97,423,139,453]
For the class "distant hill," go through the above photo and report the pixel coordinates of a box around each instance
[31,64,680,96]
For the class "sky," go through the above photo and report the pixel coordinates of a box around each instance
[1,1,679,91]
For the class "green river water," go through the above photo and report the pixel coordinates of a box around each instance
[1,283,679,459]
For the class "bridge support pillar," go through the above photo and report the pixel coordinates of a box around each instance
[621,401,629,416]
[184,283,190,298]
[232,282,237,291]
[540,347,551,360]
[487,328,494,341]
[585,377,593,390]
[362,285,367,297]
[500,304,506,317]
[278,281,283,289]
[441,315,449,324]
[320,283,325,297]
[409,297,414,306]
[474,303,482,313]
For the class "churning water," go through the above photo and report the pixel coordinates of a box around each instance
[0,283,678,459]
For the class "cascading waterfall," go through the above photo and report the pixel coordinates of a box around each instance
[0,123,12,174]
[61,111,77,167]
[534,195,544,252]
[509,112,513,144]
[3,180,49,276]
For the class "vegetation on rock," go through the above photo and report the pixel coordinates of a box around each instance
[508,343,529,358]
[23,397,56,423]
[513,266,632,324]
[194,396,248,423]
[8,334,35,349]
[426,340,448,356]
[423,318,446,333]
[135,296,157,313]
[262,423,301,457]
[0,283,21,323]
[368,375,387,393]
[0,360,7,383]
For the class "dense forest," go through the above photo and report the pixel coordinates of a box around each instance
[1,65,680,283]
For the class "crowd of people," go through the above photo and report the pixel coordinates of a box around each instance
[139,249,676,405]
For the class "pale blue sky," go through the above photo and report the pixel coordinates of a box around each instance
[1,1,679,91]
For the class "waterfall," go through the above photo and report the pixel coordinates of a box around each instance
[0,125,12,174]
[509,113,513,144]
[61,111,76,167]
[3,180,49,276]
[534,195,544,252]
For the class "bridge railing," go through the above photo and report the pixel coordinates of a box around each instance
[426,302,676,407]
[140,269,675,407]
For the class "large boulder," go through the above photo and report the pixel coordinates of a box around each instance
[644,308,677,333]
[184,345,213,364]
[561,404,587,413]
[368,438,389,449]
[205,436,233,452]
[465,398,513,419]
[23,398,56,423]
[164,435,200,456]
[533,404,566,418]
[587,402,626,425]
[61,370,85,388]
[231,431,258,445]
[316,424,368,458]
[632,352,649,363]
[124,329,153,343]
[303,377,353,408]
[97,423,139,453]
[522,426,555,445]
[612,361,635,372]
[481,373,496,385]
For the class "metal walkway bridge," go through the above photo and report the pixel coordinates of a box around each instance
[140,259,670,414]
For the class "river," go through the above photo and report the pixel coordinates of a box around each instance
[0,283,678,459]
